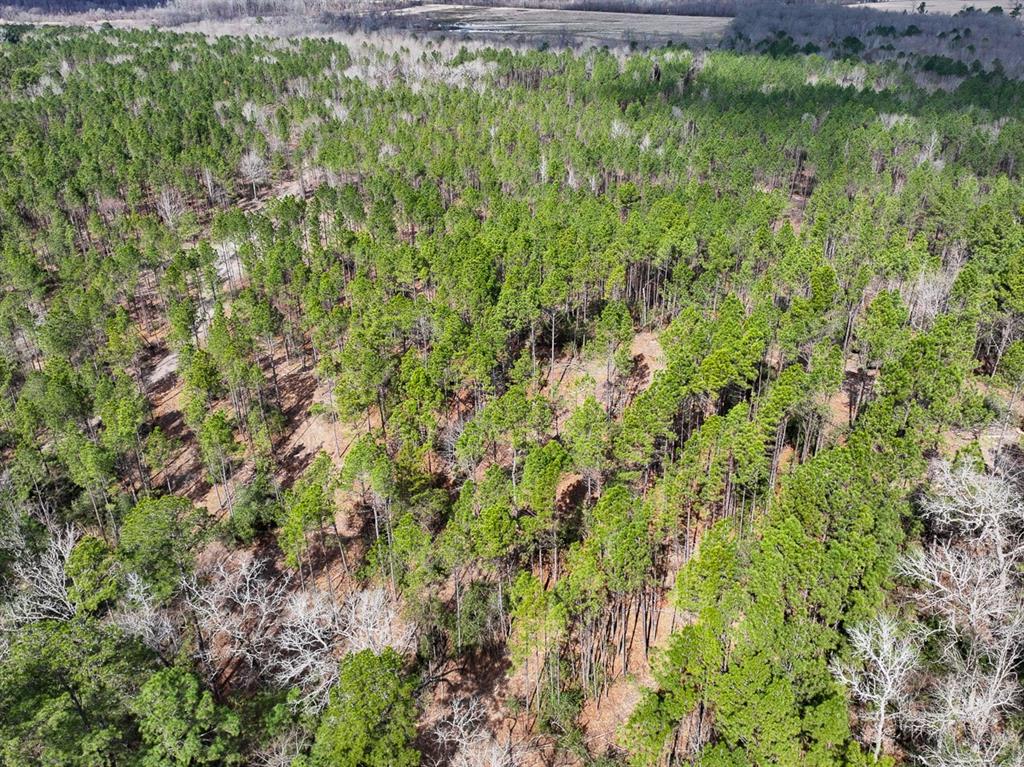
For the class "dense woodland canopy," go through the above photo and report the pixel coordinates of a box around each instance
[1,15,1024,767]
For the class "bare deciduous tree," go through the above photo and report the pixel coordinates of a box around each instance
[270,588,344,712]
[339,587,413,655]
[919,735,1024,767]
[910,635,1021,753]
[0,509,25,559]
[156,186,185,227]
[900,261,960,332]
[897,542,1014,644]
[183,556,290,684]
[433,697,519,767]
[175,555,416,712]
[900,462,1024,647]
[831,613,920,761]
[895,462,1024,765]
[109,571,183,664]
[202,166,227,206]
[238,150,268,199]
[923,462,1024,546]
[3,524,78,626]
[267,586,414,711]
[251,727,308,767]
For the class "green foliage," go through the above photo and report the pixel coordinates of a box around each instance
[0,23,1021,767]
[859,290,909,367]
[224,469,281,544]
[518,439,569,543]
[308,649,419,767]
[119,495,204,600]
[197,410,239,487]
[594,300,634,376]
[564,395,612,485]
[0,620,153,767]
[133,668,242,766]
[66,536,120,615]
[280,452,337,570]
[509,572,567,672]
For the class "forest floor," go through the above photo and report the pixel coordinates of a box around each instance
[546,330,666,425]
[137,176,331,517]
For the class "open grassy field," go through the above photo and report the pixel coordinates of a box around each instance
[0,1,731,48]
[849,0,1010,12]
[392,3,732,43]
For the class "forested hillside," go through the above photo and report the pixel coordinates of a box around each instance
[1,20,1023,767]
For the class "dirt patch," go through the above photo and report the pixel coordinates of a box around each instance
[579,677,640,756]
[942,380,1024,469]
[578,591,680,758]
[548,330,666,425]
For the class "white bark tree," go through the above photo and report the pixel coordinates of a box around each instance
[896,461,1024,765]
[182,555,290,684]
[3,523,78,626]
[267,586,414,712]
[159,557,417,713]
[156,186,185,227]
[433,697,519,767]
[201,166,226,206]
[238,150,268,200]
[269,588,343,712]
[897,542,1015,645]
[831,613,920,761]
[251,728,308,767]
[339,587,413,655]
[109,571,182,664]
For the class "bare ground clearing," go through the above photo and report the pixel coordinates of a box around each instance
[546,330,666,427]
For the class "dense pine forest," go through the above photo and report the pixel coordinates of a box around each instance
[1,14,1024,767]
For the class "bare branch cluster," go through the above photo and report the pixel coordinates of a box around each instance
[3,524,79,626]
[250,727,309,767]
[269,588,344,712]
[835,462,1024,763]
[156,186,185,227]
[238,150,269,197]
[432,697,519,767]
[178,556,414,711]
[830,613,920,760]
[109,571,183,663]
[898,461,1024,765]
[901,462,1024,644]
[339,587,414,655]
[182,555,292,684]
[271,586,412,711]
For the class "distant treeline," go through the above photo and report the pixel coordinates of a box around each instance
[730,0,1024,79]
[0,0,788,23]
[0,0,737,19]
[0,0,164,12]
[0,0,410,19]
